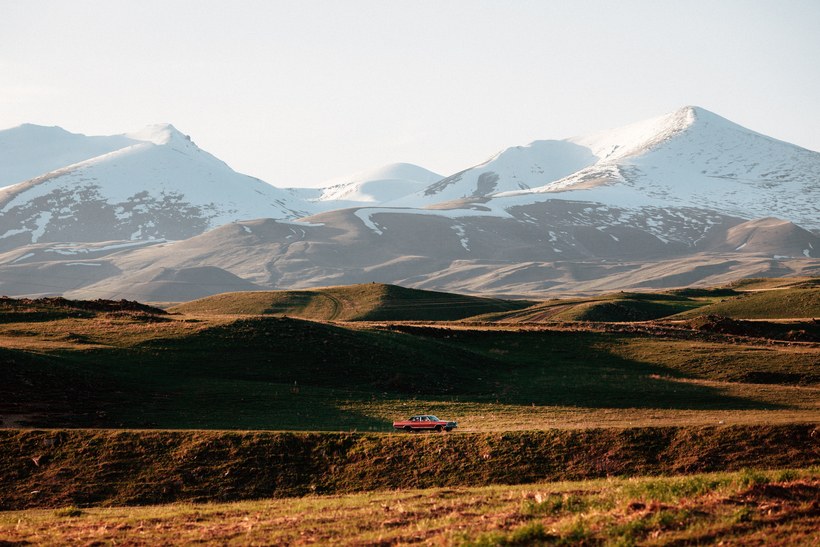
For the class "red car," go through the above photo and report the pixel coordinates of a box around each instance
[393,415,457,433]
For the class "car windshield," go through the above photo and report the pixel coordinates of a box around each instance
[428,416,439,421]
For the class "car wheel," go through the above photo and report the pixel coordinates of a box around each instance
[404,426,412,433]
[435,425,442,432]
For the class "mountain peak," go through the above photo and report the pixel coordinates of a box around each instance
[567,106,739,162]
[677,104,704,117]
[125,123,193,147]
[677,105,740,126]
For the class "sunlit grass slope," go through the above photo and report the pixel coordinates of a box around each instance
[672,287,820,319]
[169,283,533,321]
[2,468,817,545]
[729,276,819,290]
[476,282,820,322]
[472,290,729,322]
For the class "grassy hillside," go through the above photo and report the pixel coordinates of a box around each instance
[0,310,506,429]
[169,283,533,321]
[477,283,820,323]
[2,285,817,545]
[1,426,817,510]
[474,291,724,323]
[728,277,820,290]
[553,295,700,321]
[1,294,818,431]
[3,468,818,545]
[673,287,820,319]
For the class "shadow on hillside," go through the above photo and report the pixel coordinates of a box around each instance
[388,327,789,411]
[119,379,397,432]
[6,318,797,430]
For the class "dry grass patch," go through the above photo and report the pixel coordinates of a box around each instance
[1,468,817,545]
[341,399,820,431]
[0,313,217,349]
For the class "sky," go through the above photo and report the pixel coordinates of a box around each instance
[2,0,820,188]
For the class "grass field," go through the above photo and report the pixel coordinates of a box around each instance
[2,468,817,545]
[1,284,818,431]
[1,280,818,544]
[1,315,817,431]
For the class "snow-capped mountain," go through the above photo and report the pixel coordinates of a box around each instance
[506,106,820,228]
[0,124,314,250]
[393,107,820,230]
[389,141,596,206]
[0,106,817,300]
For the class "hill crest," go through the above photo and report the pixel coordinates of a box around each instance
[170,283,532,321]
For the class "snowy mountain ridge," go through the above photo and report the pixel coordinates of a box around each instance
[500,106,820,228]
[386,108,710,208]
[385,106,819,230]
[0,106,818,300]
[0,123,315,249]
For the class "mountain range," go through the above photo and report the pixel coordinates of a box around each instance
[0,106,817,300]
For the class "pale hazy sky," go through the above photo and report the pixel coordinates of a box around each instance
[2,0,819,187]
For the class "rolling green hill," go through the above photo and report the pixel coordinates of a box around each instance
[1,290,817,431]
[728,277,820,290]
[169,283,533,321]
[475,283,820,323]
[473,291,718,323]
[672,287,820,319]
